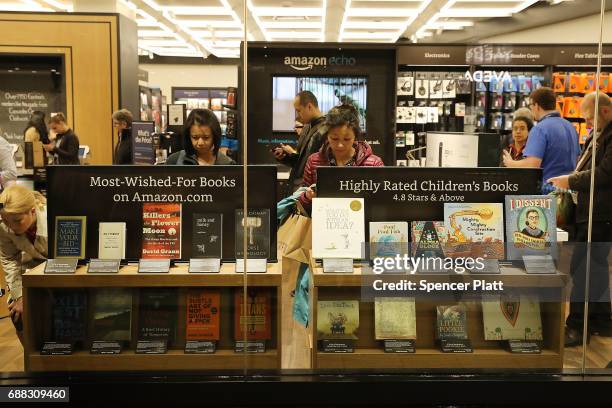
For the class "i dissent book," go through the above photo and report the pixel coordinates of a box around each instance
[98,222,126,259]
[235,209,270,259]
[138,288,177,343]
[234,288,272,341]
[443,203,505,259]
[411,221,446,258]
[141,203,181,259]
[186,289,220,341]
[436,304,468,340]
[54,216,87,259]
[317,300,360,340]
[192,213,222,259]
[92,288,132,341]
[369,222,409,258]
[482,295,543,340]
[374,297,417,340]
[505,195,557,260]
[312,198,365,259]
[52,290,87,343]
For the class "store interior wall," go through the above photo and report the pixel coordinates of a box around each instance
[138,64,239,101]
[481,11,612,43]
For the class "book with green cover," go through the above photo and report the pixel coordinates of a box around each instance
[317,300,360,340]
[436,304,468,340]
[482,294,543,340]
[374,297,416,340]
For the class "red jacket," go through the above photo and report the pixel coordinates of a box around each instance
[298,141,384,210]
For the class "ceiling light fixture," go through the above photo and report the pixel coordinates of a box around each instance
[338,0,352,42]
[321,0,327,42]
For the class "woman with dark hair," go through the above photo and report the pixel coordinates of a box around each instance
[23,111,50,144]
[44,113,80,165]
[500,115,534,165]
[166,109,235,165]
[298,106,383,211]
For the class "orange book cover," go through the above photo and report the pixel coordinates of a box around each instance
[599,73,610,91]
[186,289,220,341]
[563,97,581,118]
[568,73,581,93]
[581,73,595,93]
[556,96,565,115]
[141,203,182,259]
[234,288,272,341]
[553,73,566,93]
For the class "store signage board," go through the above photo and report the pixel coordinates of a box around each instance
[189,258,221,273]
[466,45,551,65]
[234,340,266,353]
[523,255,556,275]
[138,259,170,273]
[397,45,467,66]
[384,339,416,353]
[90,341,121,354]
[46,166,278,262]
[44,259,78,274]
[553,45,612,66]
[320,339,355,353]
[235,259,267,273]
[316,167,541,223]
[507,340,542,354]
[136,340,167,354]
[131,121,156,165]
[440,338,473,353]
[173,89,209,100]
[322,258,354,273]
[87,259,121,274]
[41,342,72,355]
[185,340,216,354]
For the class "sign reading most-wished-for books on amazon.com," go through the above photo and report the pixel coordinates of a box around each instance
[46,166,277,262]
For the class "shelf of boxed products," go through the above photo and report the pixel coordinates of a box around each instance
[312,265,567,289]
[28,349,279,372]
[23,261,282,288]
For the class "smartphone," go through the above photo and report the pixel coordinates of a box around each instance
[310,184,317,192]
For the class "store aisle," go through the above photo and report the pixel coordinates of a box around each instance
[0,317,24,372]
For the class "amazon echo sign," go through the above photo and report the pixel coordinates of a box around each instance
[283,55,356,71]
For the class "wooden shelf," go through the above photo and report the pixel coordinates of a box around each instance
[29,349,278,372]
[316,348,562,369]
[23,262,281,288]
[313,266,567,288]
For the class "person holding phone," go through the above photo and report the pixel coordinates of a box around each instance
[0,185,48,345]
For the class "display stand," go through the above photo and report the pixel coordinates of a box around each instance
[22,262,282,372]
[311,265,566,369]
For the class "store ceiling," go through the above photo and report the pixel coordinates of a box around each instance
[0,0,605,58]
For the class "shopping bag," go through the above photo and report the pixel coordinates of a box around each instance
[277,203,312,264]
[550,191,576,230]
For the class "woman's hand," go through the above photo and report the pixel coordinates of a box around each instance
[8,297,23,323]
[305,187,317,201]
[43,143,55,153]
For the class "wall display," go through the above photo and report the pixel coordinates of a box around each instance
[139,86,153,121]
[131,121,156,165]
[54,216,87,259]
[444,203,505,259]
[317,300,359,340]
[141,203,182,260]
[410,221,446,258]
[167,104,186,127]
[192,213,223,259]
[91,288,132,342]
[46,166,278,261]
[425,132,478,167]
[172,88,229,135]
[235,209,270,259]
[436,304,468,340]
[316,167,541,224]
[233,288,272,341]
[312,197,365,259]
[186,289,220,341]
[505,195,557,260]
[98,222,126,260]
[52,290,87,344]
[397,74,414,96]
[374,297,416,340]
[369,221,408,258]
[482,295,543,341]
[138,288,178,344]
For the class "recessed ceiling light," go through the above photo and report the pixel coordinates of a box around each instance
[14,67,20,71]
[32,70,37,73]
[8,70,13,73]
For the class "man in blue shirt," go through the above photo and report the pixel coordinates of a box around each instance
[503,87,580,193]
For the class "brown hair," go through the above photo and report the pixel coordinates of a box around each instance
[112,109,133,127]
[48,112,67,125]
[530,87,557,111]
[0,185,46,214]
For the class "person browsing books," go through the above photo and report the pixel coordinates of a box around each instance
[548,92,612,346]
[501,115,533,165]
[112,109,134,165]
[502,87,580,193]
[166,109,235,166]
[0,185,48,345]
[299,106,383,212]
[43,113,80,165]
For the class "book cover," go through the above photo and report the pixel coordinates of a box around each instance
[482,294,543,340]
[233,288,272,341]
[410,221,446,258]
[369,222,409,258]
[54,216,87,259]
[444,203,505,259]
[505,195,557,260]
[186,289,220,341]
[235,209,270,259]
[91,288,132,341]
[141,203,181,259]
[138,288,177,343]
[317,300,360,340]
[436,304,468,340]
[191,213,222,259]
[374,297,416,340]
[312,198,365,259]
[52,290,87,343]
[98,222,126,260]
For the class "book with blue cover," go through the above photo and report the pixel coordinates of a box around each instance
[504,195,557,260]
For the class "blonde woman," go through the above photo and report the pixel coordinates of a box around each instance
[0,185,48,343]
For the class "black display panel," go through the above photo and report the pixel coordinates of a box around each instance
[47,165,277,262]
